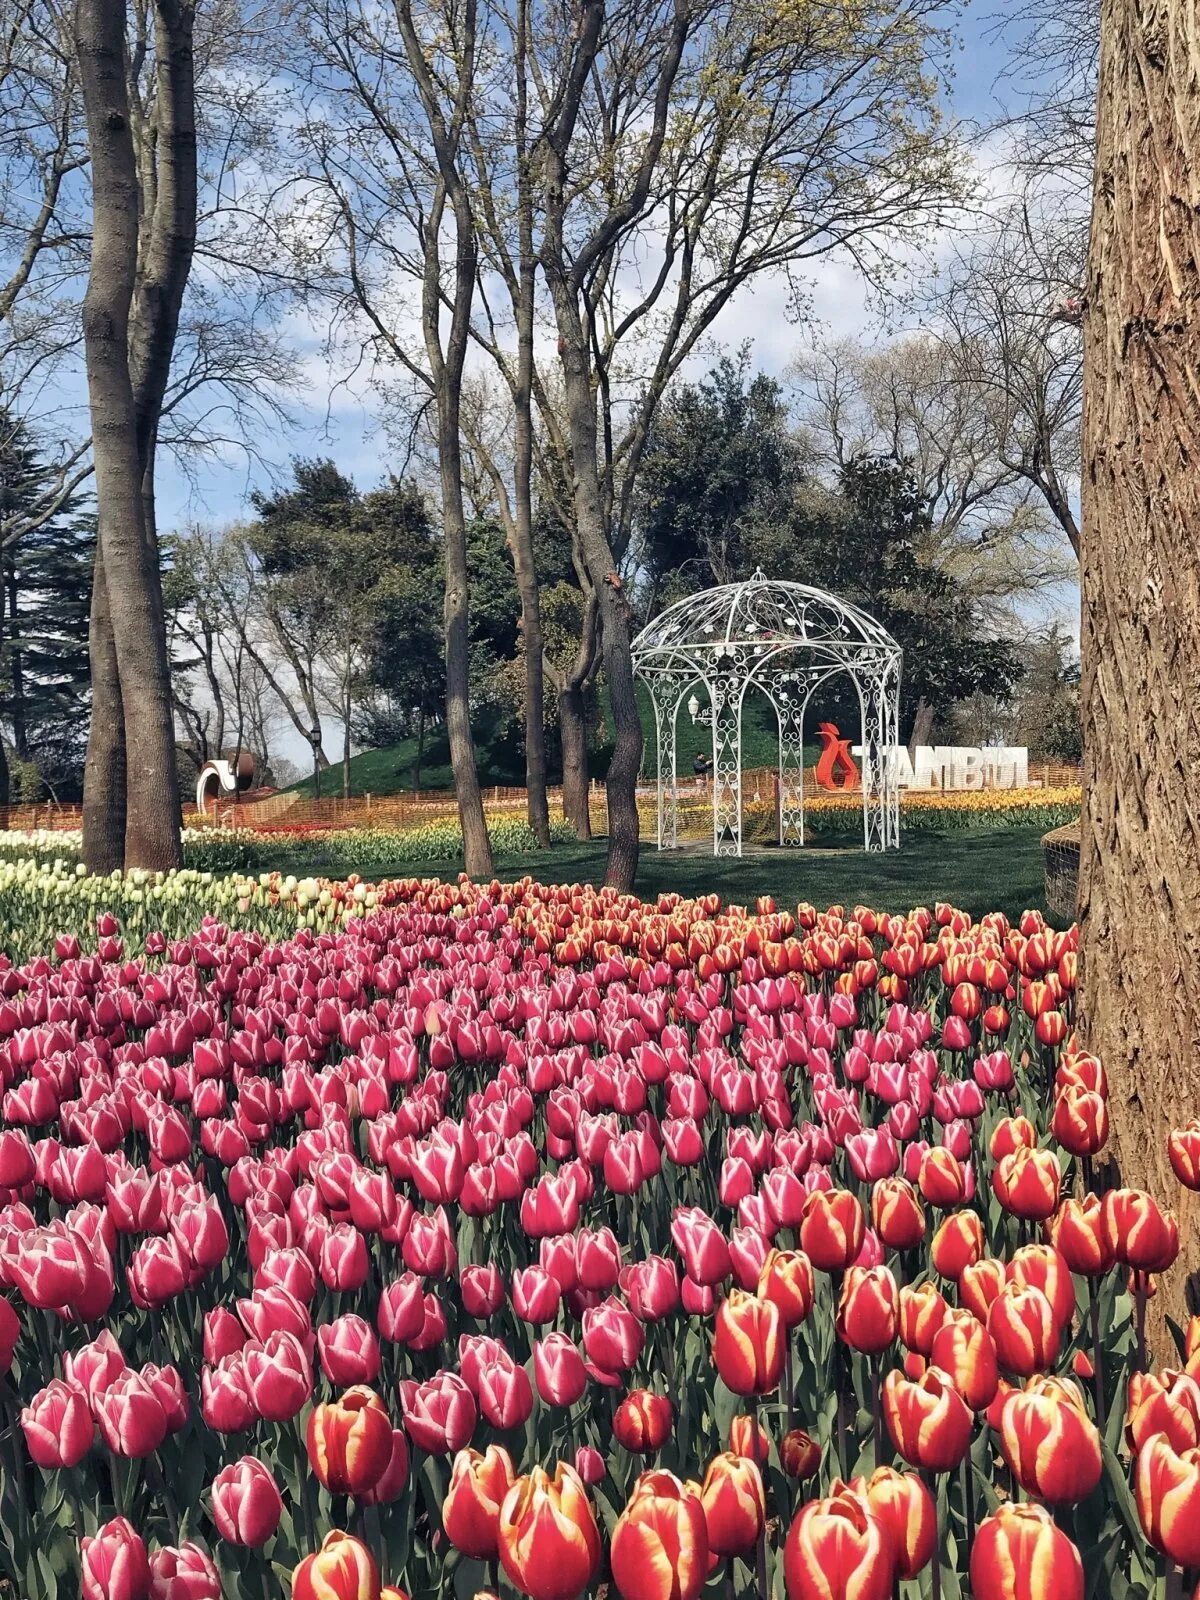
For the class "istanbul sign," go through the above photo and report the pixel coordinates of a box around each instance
[814,724,1028,792]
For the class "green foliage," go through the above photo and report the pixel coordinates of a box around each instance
[636,349,802,603]
[0,413,94,799]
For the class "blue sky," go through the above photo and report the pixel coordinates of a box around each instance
[153,0,1032,534]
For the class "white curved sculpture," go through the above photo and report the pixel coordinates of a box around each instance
[195,754,255,815]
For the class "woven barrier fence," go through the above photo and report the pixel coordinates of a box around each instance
[1042,821,1082,921]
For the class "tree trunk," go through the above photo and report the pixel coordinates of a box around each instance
[82,548,127,873]
[1078,0,1200,1354]
[559,684,591,840]
[548,286,641,890]
[414,704,425,791]
[342,688,352,799]
[76,0,182,871]
[395,0,492,881]
[907,696,934,758]
[510,0,551,849]
[557,595,598,840]
[5,555,26,762]
[311,729,323,799]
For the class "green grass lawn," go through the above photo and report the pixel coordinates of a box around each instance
[261,823,1056,924]
[286,686,812,797]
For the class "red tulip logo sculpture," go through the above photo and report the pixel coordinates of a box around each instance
[814,724,860,792]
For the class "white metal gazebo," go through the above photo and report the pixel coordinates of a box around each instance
[631,571,903,857]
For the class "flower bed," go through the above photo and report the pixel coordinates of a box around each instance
[0,874,1190,1600]
[656,784,1082,843]
[0,814,578,877]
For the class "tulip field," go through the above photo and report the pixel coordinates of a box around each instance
[0,866,1198,1600]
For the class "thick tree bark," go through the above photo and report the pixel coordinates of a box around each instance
[1078,0,1200,1351]
[76,0,183,870]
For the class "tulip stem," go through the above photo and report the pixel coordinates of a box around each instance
[960,1455,975,1561]
[1136,1278,1148,1373]
[924,1471,941,1600]
[1089,1282,1106,1428]
[750,1398,769,1598]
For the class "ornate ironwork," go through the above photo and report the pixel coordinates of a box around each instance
[632,570,903,857]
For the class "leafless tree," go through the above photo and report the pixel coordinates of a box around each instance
[76,0,191,870]
[918,200,1086,556]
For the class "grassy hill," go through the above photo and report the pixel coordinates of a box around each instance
[289,684,817,798]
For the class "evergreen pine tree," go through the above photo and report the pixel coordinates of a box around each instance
[0,413,95,802]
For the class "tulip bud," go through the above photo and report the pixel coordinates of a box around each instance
[534,1333,588,1408]
[861,1465,935,1579]
[1102,1189,1180,1273]
[318,1316,382,1388]
[799,1188,865,1272]
[999,1377,1102,1503]
[21,1377,93,1468]
[306,1387,393,1496]
[898,1282,949,1356]
[992,1148,1061,1221]
[1169,1121,1200,1189]
[611,1470,709,1600]
[293,1530,381,1600]
[1126,1370,1200,1453]
[969,1504,1083,1600]
[930,1210,984,1280]
[883,1366,973,1472]
[836,1266,898,1354]
[497,1464,601,1600]
[783,1493,893,1600]
[210,1456,283,1547]
[148,1542,221,1600]
[81,1517,152,1600]
[929,1310,999,1412]
[700,1452,765,1556]
[959,1257,1007,1323]
[398,1372,477,1455]
[757,1249,814,1328]
[779,1427,821,1480]
[1047,1196,1114,1276]
[1050,1085,1108,1157]
[986,1283,1061,1377]
[871,1178,925,1251]
[443,1445,517,1560]
[1136,1433,1200,1567]
[732,1420,771,1465]
[713,1290,785,1397]
[612,1389,673,1454]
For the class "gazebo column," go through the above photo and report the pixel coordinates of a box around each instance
[859,675,892,853]
[776,694,806,846]
[710,678,743,858]
[651,683,684,850]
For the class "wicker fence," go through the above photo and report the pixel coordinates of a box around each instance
[1042,822,1081,922]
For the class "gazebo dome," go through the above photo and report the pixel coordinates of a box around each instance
[632,570,902,857]
[634,571,900,660]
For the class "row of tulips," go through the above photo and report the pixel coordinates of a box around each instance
[0,873,1193,1600]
